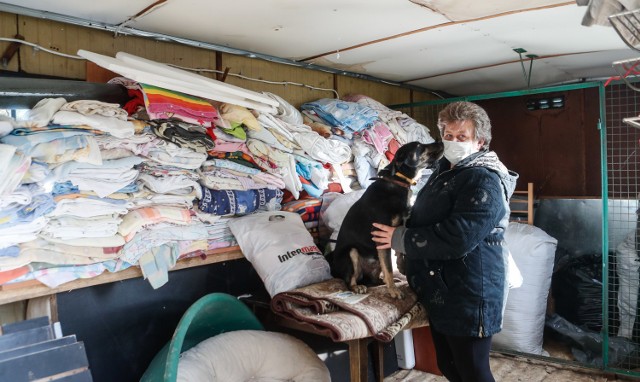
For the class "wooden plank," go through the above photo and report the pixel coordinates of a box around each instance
[0,300,26,326]
[0,325,53,351]
[0,247,244,306]
[372,340,385,382]
[1,316,49,334]
[0,335,76,362]
[0,341,88,382]
[348,338,368,382]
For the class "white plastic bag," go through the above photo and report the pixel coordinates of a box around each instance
[228,211,332,297]
[506,247,523,289]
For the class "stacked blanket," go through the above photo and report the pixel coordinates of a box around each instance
[270,278,428,342]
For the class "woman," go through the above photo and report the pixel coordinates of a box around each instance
[372,101,518,382]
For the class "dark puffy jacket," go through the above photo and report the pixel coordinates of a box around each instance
[396,150,518,337]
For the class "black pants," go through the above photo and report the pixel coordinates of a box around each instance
[430,326,495,382]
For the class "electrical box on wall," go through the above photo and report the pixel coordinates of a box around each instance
[526,95,565,111]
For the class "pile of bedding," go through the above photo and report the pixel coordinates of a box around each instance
[0,72,435,291]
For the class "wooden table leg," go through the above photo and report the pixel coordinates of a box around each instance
[372,340,384,382]
[348,338,368,382]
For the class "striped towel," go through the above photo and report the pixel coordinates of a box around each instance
[140,83,223,127]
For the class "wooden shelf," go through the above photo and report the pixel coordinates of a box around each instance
[0,246,244,305]
[509,183,534,225]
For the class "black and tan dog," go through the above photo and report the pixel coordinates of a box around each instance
[327,141,444,299]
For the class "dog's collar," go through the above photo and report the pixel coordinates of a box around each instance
[369,174,414,188]
[393,171,417,186]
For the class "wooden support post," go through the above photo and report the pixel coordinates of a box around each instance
[220,67,230,82]
[372,340,384,382]
[348,338,368,382]
[1,34,24,68]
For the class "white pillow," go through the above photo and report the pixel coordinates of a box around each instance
[177,330,331,382]
[228,211,332,297]
[492,222,557,355]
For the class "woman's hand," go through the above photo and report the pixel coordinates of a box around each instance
[371,223,396,249]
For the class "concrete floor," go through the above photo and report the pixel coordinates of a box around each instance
[384,336,640,382]
[384,353,614,382]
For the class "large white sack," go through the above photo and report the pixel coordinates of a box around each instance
[228,211,332,297]
[493,222,557,355]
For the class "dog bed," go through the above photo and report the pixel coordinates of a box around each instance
[177,330,331,382]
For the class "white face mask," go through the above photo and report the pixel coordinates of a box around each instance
[443,140,477,165]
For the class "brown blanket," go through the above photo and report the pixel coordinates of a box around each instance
[270,278,428,343]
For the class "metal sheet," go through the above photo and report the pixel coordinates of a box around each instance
[534,198,637,255]
[0,77,129,108]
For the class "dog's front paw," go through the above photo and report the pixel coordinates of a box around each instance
[388,287,405,300]
[352,284,368,294]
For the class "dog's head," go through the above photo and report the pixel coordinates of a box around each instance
[387,141,444,181]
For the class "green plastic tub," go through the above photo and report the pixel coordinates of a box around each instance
[139,293,264,382]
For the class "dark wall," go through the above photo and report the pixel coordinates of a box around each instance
[477,87,602,197]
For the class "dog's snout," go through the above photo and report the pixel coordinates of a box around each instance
[433,141,444,157]
[421,141,444,165]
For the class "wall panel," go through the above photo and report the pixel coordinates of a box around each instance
[479,88,601,197]
[410,90,443,138]
[336,75,410,106]
[18,15,92,78]
[5,12,427,109]
[221,53,334,108]
[114,36,217,79]
[17,14,219,81]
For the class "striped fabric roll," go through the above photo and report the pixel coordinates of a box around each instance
[140,83,223,127]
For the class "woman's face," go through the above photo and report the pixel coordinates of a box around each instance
[441,120,484,150]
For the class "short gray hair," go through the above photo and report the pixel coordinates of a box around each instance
[437,101,492,150]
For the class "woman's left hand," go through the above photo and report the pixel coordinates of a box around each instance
[371,223,396,249]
